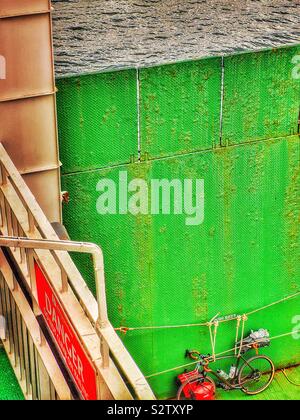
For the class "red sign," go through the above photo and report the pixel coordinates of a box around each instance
[35,262,98,400]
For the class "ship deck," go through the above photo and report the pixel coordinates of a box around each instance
[218,365,300,400]
[0,347,24,401]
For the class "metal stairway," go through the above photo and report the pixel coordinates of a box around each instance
[0,143,155,400]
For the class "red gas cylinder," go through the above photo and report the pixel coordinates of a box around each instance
[192,381,215,400]
[177,372,215,400]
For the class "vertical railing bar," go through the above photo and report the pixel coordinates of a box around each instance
[3,281,14,355]
[0,273,4,311]
[27,211,35,235]
[27,248,35,290]
[16,305,25,382]
[28,337,38,401]
[0,190,7,231]
[0,162,8,186]
[35,347,41,400]
[0,275,7,333]
[11,295,19,369]
[22,319,32,397]
[50,249,68,293]
[24,247,30,283]
[26,249,41,318]
[38,356,52,400]
[0,191,4,227]
[11,211,20,257]
[4,198,13,236]
[0,274,5,341]
[60,267,68,293]
[49,381,56,400]
[18,225,26,264]
[10,295,20,370]
[36,345,42,401]
[11,212,17,251]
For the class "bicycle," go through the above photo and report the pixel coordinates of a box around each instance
[177,349,275,399]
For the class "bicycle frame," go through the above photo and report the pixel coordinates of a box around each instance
[199,353,257,390]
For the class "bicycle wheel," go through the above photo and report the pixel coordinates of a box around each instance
[177,375,216,400]
[238,355,275,395]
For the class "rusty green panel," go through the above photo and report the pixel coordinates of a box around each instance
[62,157,221,398]
[56,69,138,174]
[222,46,300,145]
[62,135,300,398]
[139,57,222,159]
[61,163,157,385]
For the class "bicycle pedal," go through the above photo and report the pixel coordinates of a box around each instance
[217,382,231,391]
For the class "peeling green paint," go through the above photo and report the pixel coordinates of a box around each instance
[56,69,138,174]
[140,57,222,159]
[222,46,300,145]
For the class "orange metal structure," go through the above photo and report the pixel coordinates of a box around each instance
[0,0,61,222]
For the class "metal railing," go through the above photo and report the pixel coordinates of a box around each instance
[0,249,71,400]
[0,143,155,400]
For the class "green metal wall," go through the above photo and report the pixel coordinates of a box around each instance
[57,69,138,172]
[140,57,222,157]
[56,45,300,398]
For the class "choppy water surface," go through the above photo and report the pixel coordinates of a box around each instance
[52,0,300,76]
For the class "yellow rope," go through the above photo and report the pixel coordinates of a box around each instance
[145,328,300,379]
[246,291,300,316]
[281,369,300,387]
[213,322,219,361]
[234,316,242,355]
[237,315,248,358]
[114,321,209,333]
[208,321,219,362]
[115,290,300,333]
[208,323,214,358]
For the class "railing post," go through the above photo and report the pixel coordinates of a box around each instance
[92,249,110,369]
[4,200,13,236]
[0,191,6,228]
[26,249,42,319]
[0,162,8,186]
[28,212,35,234]
[99,334,110,369]
[60,267,68,293]
[51,251,69,293]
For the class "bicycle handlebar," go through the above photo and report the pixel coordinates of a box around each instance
[185,350,211,362]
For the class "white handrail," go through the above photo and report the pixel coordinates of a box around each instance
[0,142,156,400]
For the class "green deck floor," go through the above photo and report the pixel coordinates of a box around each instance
[218,365,300,400]
[0,346,24,400]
